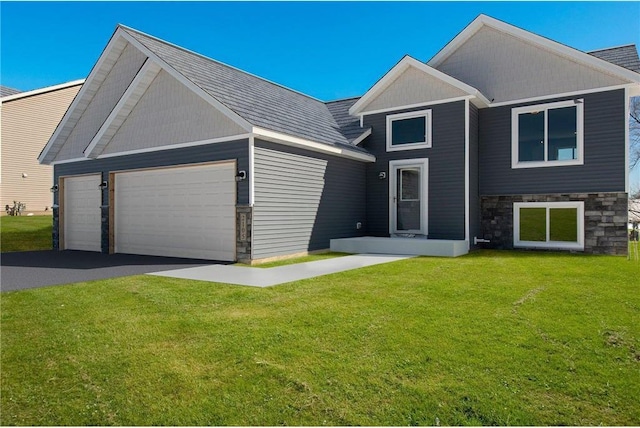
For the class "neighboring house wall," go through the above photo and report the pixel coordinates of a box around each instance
[362,100,466,239]
[53,140,249,252]
[252,140,366,259]
[1,84,81,214]
[54,43,146,162]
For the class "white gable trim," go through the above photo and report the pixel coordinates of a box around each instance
[95,134,252,159]
[428,14,640,84]
[1,80,84,103]
[357,95,477,117]
[349,56,489,116]
[252,127,376,163]
[83,59,162,158]
[38,30,130,164]
[352,128,372,146]
[120,29,253,133]
[489,83,638,108]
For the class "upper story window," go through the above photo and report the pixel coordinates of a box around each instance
[386,109,432,152]
[511,99,583,169]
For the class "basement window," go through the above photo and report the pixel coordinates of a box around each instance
[513,202,584,250]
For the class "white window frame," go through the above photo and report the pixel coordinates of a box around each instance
[513,201,584,250]
[511,99,584,169]
[386,109,432,152]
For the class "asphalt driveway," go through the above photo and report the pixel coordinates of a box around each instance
[1,250,221,292]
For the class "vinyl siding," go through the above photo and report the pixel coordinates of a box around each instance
[436,26,628,104]
[362,66,469,114]
[479,89,626,195]
[54,43,146,161]
[252,140,366,259]
[101,69,246,155]
[362,100,466,239]
[54,139,250,208]
[469,102,480,244]
[1,84,82,212]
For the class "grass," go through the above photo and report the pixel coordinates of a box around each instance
[1,250,639,425]
[0,215,52,252]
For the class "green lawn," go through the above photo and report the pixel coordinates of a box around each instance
[1,251,639,425]
[1,215,52,252]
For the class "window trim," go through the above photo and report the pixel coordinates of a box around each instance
[386,109,432,152]
[511,99,584,169]
[513,201,584,250]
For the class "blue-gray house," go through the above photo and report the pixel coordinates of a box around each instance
[39,15,640,262]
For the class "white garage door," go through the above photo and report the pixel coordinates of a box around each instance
[114,163,236,261]
[64,174,102,251]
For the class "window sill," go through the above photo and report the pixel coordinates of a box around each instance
[386,142,431,152]
[514,241,584,251]
[511,159,583,169]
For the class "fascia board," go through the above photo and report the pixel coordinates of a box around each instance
[429,14,640,83]
[352,128,372,146]
[83,59,162,158]
[38,27,130,164]
[120,30,254,133]
[252,127,376,163]
[0,79,85,103]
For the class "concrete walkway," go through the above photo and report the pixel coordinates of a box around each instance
[148,253,413,287]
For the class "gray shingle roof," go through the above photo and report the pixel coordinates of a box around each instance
[325,97,370,144]
[588,44,640,73]
[0,86,22,97]
[122,26,368,152]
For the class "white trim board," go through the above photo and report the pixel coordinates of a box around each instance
[252,127,376,163]
[95,134,252,159]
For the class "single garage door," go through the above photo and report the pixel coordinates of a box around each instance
[63,174,102,251]
[114,162,236,261]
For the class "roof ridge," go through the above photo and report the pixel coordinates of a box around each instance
[325,95,361,104]
[118,24,326,105]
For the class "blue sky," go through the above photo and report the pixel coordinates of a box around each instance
[2,1,640,186]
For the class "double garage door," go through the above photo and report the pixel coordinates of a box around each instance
[63,163,236,261]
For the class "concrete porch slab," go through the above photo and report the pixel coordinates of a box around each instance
[148,253,413,287]
[330,236,469,257]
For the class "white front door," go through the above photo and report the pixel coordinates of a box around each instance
[389,158,428,236]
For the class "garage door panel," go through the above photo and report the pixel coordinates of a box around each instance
[115,163,235,261]
[64,174,102,252]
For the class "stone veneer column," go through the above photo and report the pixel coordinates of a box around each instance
[236,205,252,263]
[480,192,628,255]
[52,206,60,251]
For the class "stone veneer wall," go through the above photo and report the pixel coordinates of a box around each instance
[480,192,628,255]
[236,205,252,262]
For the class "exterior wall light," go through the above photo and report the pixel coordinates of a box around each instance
[235,170,247,181]
[50,185,59,193]
[99,181,108,190]
[379,171,386,180]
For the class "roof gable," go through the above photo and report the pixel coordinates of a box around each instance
[350,56,489,116]
[427,15,640,104]
[121,26,356,149]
